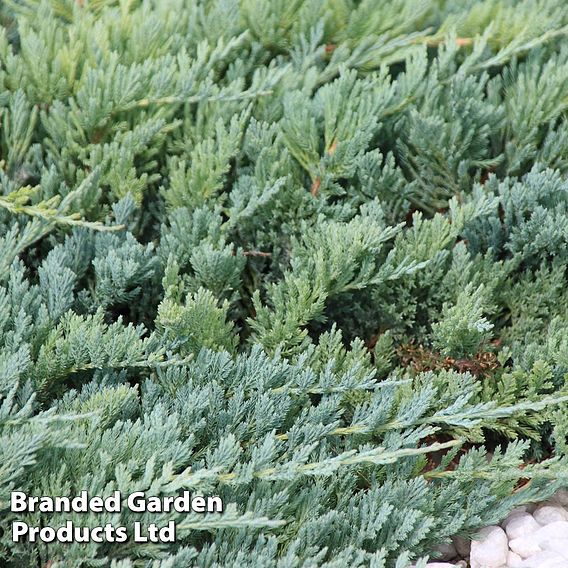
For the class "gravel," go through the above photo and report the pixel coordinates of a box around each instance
[410,490,568,568]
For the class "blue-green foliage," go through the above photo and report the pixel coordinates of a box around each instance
[1,0,568,566]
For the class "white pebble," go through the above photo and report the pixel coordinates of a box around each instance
[533,506,568,525]
[540,538,568,559]
[551,490,568,507]
[509,535,541,558]
[470,526,508,568]
[534,521,568,543]
[504,513,541,540]
[503,506,528,521]
[519,550,566,567]
[507,551,523,567]
[501,509,527,530]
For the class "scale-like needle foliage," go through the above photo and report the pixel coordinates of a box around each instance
[1,1,568,567]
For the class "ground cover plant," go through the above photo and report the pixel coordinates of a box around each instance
[2,0,568,566]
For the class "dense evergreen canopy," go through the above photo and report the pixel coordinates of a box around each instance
[1,1,568,566]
